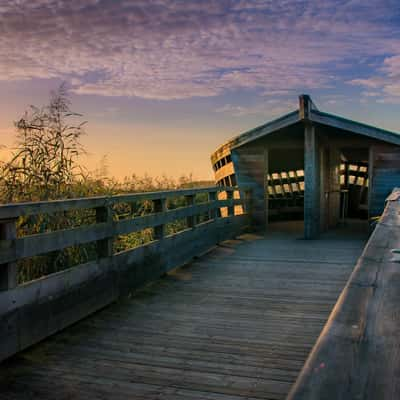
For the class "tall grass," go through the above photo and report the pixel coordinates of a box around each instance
[0,85,213,284]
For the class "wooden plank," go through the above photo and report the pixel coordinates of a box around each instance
[152,198,166,240]
[288,192,400,400]
[0,222,113,263]
[1,221,365,400]
[231,146,266,229]
[0,186,241,220]
[0,215,248,362]
[304,123,320,239]
[96,204,113,258]
[0,199,243,263]
[310,109,400,146]
[0,219,17,290]
[115,200,240,236]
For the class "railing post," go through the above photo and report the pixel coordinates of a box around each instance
[185,194,195,228]
[0,218,17,290]
[95,202,113,258]
[226,189,234,216]
[208,191,218,220]
[153,198,166,239]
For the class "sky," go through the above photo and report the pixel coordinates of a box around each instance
[1,0,400,180]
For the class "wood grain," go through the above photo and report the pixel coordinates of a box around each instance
[0,221,365,400]
[288,193,400,400]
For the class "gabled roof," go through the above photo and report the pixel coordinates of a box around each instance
[211,95,400,162]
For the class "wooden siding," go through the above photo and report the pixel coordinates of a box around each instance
[231,145,266,229]
[370,145,400,217]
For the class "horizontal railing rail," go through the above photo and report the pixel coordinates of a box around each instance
[0,185,252,362]
[287,187,400,400]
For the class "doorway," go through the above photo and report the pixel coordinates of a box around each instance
[266,147,305,236]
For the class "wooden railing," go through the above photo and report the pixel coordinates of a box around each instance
[287,188,400,400]
[0,186,252,362]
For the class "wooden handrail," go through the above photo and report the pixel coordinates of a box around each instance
[287,187,400,400]
[0,186,238,219]
[0,186,253,362]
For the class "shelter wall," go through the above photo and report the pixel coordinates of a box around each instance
[370,144,400,217]
[231,144,266,228]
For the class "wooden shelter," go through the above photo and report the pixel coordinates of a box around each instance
[211,95,400,238]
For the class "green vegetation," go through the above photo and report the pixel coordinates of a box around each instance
[0,85,213,283]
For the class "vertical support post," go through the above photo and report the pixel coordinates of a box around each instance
[226,190,234,216]
[185,194,195,228]
[0,219,17,290]
[208,191,217,220]
[96,203,113,258]
[264,146,269,228]
[153,198,166,239]
[328,146,341,228]
[368,145,374,222]
[304,123,320,239]
[244,189,253,222]
[344,162,349,188]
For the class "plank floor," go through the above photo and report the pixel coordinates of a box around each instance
[0,221,367,400]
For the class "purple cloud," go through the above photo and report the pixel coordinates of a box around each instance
[0,0,399,100]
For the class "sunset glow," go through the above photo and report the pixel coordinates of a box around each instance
[1,0,399,179]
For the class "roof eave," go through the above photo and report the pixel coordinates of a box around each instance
[230,110,300,151]
[310,110,400,146]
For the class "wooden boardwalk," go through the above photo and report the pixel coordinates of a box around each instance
[0,222,367,400]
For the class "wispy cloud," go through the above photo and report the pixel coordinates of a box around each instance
[349,53,400,103]
[215,99,297,117]
[0,0,399,100]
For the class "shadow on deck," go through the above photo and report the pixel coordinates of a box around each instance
[1,222,367,400]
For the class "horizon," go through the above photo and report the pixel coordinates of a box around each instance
[1,0,400,181]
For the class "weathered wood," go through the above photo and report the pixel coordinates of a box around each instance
[0,186,237,220]
[304,123,320,239]
[288,190,400,400]
[152,198,166,239]
[0,215,248,363]
[231,145,266,229]
[211,94,400,241]
[0,222,113,264]
[328,146,341,227]
[208,191,217,220]
[226,190,234,216]
[0,221,365,400]
[369,144,400,217]
[0,199,242,263]
[96,203,113,258]
[310,109,400,146]
[185,195,195,228]
[0,219,17,290]
[0,185,251,363]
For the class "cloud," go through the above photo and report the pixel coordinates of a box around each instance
[215,99,297,117]
[0,0,399,100]
[349,52,400,103]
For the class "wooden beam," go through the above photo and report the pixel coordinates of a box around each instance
[185,194,195,228]
[310,109,400,146]
[0,186,228,220]
[0,200,243,263]
[0,219,17,290]
[96,204,113,258]
[288,189,400,400]
[304,123,320,239]
[152,198,167,240]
